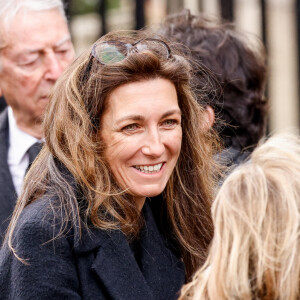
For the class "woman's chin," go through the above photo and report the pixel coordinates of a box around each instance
[130,185,166,199]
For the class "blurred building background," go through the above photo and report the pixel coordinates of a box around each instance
[67,0,300,132]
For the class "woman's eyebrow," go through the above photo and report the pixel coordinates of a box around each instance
[116,115,144,124]
[161,109,182,118]
[116,109,182,125]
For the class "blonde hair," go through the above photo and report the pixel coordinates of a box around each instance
[180,131,300,299]
[6,30,220,279]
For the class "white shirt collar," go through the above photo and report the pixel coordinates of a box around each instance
[8,106,41,165]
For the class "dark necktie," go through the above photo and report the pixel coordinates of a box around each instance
[26,142,43,174]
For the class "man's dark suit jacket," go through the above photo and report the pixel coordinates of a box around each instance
[0,195,185,299]
[0,97,6,114]
[0,109,17,240]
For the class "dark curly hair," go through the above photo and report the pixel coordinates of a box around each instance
[159,10,268,150]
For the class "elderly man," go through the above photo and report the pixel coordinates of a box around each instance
[0,0,75,239]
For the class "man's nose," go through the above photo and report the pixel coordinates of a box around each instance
[44,52,64,81]
[141,129,165,157]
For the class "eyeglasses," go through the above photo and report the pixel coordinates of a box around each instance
[91,38,171,65]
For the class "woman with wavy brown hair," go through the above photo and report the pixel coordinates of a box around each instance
[180,132,300,300]
[0,30,219,299]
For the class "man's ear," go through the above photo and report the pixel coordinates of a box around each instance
[202,105,215,130]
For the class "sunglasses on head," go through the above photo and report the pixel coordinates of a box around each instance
[91,38,171,65]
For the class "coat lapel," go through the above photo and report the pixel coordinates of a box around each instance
[92,229,156,300]
[74,202,185,300]
[74,225,156,300]
[138,202,185,300]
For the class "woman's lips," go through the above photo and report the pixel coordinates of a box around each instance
[132,162,165,174]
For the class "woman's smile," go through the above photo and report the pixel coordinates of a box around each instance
[132,162,164,173]
[101,78,182,209]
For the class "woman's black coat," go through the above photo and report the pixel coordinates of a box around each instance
[0,196,185,299]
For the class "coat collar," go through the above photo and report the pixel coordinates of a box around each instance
[54,161,185,299]
[74,201,185,300]
[0,109,17,236]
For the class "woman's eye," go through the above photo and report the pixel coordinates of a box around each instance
[122,123,138,132]
[162,119,178,127]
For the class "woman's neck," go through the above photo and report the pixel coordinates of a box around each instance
[133,196,146,211]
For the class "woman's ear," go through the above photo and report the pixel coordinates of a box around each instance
[202,105,215,130]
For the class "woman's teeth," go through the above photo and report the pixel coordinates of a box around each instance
[134,163,163,173]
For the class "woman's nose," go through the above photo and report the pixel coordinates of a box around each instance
[141,129,165,157]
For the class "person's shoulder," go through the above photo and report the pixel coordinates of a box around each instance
[12,196,70,245]
[18,196,56,225]
[0,196,78,300]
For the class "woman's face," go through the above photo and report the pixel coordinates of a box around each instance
[101,78,182,210]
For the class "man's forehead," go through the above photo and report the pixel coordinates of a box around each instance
[1,9,71,54]
[3,9,68,39]
[2,34,71,58]
[23,35,72,53]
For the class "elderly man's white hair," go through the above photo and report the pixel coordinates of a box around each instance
[0,0,66,29]
[0,0,67,70]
